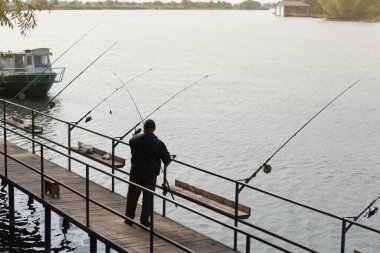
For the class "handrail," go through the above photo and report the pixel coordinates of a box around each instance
[1,98,380,253]
[0,124,301,253]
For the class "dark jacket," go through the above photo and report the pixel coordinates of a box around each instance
[129,132,171,177]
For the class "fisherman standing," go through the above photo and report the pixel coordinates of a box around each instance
[125,119,171,226]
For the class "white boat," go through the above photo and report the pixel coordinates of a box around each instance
[0,48,65,98]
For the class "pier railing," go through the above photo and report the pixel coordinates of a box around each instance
[1,98,379,252]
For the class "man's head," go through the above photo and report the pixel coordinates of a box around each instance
[144,119,156,133]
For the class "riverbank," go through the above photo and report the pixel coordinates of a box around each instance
[43,0,272,11]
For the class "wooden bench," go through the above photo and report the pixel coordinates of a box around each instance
[4,117,43,134]
[44,178,60,198]
[70,141,126,168]
[171,180,251,219]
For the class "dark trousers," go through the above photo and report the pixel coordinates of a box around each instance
[125,172,157,223]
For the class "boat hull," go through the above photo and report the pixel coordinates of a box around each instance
[0,73,57,98]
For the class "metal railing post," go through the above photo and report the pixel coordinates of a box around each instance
[2,100,5,122]
[32,110,35,154]
[234,181,240,251]
[40,144,45,200]
[341,219,346,253]
[162,164,167,217]
[45,206,51,252]
[68,124,72,171]
[9,184,15,227]
[86,165,90,227]
[150,191,154,253]
[246,235,251,253]
[111,139,115,192]
[3,100,7,178]
[3,127,7,178]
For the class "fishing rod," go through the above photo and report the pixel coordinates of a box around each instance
[10,25,98,101]
[112,71,145,122]
[114,74,209,147]
[39,42,117,111]
[238,79,361,194]
[113,71,178,204]
[345,194,380,232]
[71,68,152,126]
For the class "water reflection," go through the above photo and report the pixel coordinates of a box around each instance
[0,183,77,252]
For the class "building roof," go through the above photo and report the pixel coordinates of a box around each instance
[275,1,310,7]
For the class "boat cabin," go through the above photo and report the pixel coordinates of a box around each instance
[0,48,54,75]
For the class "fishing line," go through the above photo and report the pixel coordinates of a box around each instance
[114,72,178,204]
[73,68,152,125]
[10,25,98,101]
[238,78,360,193]
[115,74,209,146]
[113,71,145,122]
[39,42,117,111]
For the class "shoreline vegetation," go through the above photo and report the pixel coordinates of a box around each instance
[0,0,379,39]
[35,0,273,10]
[29,0,380,21]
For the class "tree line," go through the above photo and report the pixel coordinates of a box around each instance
[29,0,270,10]
[303,0,380,20]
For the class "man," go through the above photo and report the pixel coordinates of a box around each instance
[125,119,171,226]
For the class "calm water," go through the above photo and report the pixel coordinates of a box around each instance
[1,10,380,252]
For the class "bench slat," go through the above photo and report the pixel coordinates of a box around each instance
[172,180,251,219]
[70,141,125,168]
[5,117,43,134]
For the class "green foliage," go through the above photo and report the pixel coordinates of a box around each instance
[317,0,380,20]
[52,0,266,10]
[0,50,13,59]
[237,0,261,10]
[0,0,42,36]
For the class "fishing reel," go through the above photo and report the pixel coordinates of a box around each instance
[263,164,272,174]
[133,128,141,136]
[18,93,26,100]
[48,101,56,109]
[365,207,378,218]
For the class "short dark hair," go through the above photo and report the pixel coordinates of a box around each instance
[144,119,156,129]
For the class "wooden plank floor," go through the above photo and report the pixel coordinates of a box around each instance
[0,139,236,253]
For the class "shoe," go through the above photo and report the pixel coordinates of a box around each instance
[140,220,151,227]
[124,219,133,226]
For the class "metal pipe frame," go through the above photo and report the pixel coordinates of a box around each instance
[1,99,380,253]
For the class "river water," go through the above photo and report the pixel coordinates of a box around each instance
[1,10,380,252]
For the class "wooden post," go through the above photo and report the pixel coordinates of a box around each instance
[90,236,97,253]
[8,184,15,227]
[45,207,51,252]
[105,245,110,253]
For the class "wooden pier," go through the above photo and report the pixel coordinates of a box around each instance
[0,138,236,252]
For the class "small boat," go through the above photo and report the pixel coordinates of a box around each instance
[0,48,65,98]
